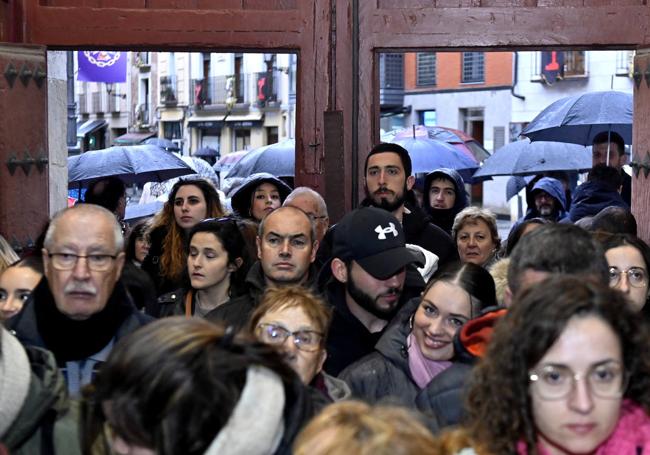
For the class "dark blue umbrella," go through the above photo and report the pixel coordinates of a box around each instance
[473,139,592,180]
[194,146,219,157]
[144,137,181,152]
[392,137,478,181]
[225,139,295,178]
[68,145,196,187]
[506,175,535,201]
[522,91,633,145]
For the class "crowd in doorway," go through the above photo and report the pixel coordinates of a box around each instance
[1,133,649,454]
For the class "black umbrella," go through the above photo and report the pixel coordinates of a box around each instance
[194,146,220,157]
[144,137,181,153]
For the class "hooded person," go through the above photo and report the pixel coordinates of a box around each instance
[509,177,567,236]
[422,168,468,235]
[230,173,293,223]
[569,164,629,223]
[0,327,81,454]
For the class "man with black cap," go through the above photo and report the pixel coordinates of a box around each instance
[321,206,424,376]
[362,143,458,267]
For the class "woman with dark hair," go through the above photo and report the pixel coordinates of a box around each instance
[339,262,496,407]
[502,217,550,258]
[125,219,150,268]
[153,217,253,318]
[142,178,224,295]
[595,232,650,314]
[231,172,292,223]
[82,317,325,455]
[434,276,650,454]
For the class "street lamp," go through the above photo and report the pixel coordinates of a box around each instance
[105,82,127,99]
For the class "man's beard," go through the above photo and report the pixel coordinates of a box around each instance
[537,205,555,218]
[366,184,408,213]
[346,275,402,321]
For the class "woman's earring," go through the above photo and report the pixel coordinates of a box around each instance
[409,314,414,331]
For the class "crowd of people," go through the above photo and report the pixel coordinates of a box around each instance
[1,134,649,454]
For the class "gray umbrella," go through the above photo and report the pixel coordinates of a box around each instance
[68,145,196,187]
[194,146,220,157]
[144,137,181,152]
[225,139,295,178]
[473,139,592,180]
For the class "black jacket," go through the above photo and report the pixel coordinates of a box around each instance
[321,272,424,376]
[401,203,459,268]
[423,168,469,235]
[206,261,320,331]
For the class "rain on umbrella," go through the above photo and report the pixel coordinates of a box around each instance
[521,90,633,146]
[213,150,250,173]
[225,139,295,178]
[67,144,196,187]
[143,137,181,153]
[194,146,220,157]
[382,125,490,163]
[473,139,592,180]
[392,136,479,182]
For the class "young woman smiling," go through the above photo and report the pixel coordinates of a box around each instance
[339,262,496,408]
[154,218,252,318]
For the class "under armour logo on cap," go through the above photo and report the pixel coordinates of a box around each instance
[375,222,398,240]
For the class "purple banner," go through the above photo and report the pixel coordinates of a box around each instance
[77,51,126,83]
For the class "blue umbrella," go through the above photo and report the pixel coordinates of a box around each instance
[124,201,164,222]
[506,175,535,201]
[522,91,632,145]
[225,139,295,178]
[143,137,181,152]
[194,146,219,157]
[392,137,478,181]
[473,139,592,180]
[68,145,196,187]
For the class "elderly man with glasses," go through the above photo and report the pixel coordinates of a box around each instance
[7,204,151,395]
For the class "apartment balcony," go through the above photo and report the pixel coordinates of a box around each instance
[134,104,150,128]
[160,75,178,106]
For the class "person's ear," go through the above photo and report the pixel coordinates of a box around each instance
[504,286,513,308]
[228,257,244,272]
[331,258,348,283]
[317,349,327,374]
[406,175,416,191]
[256,236,262,260]
[619,153,629,166]
[309,240,319,263]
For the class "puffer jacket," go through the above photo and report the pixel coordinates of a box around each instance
[568,179,628,222]
[423,168,469,235]
[2,346,81,454]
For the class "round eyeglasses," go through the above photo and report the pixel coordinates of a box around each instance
[529,362,627,400]
[256,323,323,352]
[608,266,648,288]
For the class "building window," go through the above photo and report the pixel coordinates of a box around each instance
[563,51,586,77]
[381,54,404,89]
[266,126,279,145]
[419,110,437,127]
[462,52,485,83]
[235,129,251,151]
[163,121,182,140]
[416,53,436,86]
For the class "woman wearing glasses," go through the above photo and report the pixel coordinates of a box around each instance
[143,179,224,296]
[339,262,496,408]
[433,276,650,455]
[595,233,650,314]
[154,218,252,318]
[249,286,351,402]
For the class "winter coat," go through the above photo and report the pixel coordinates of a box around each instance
[2,346,81,454]
[141,225,187,296]
[120,260,157,311]
[423,169,469,235]
[568,180,628,222]
[7,279,152,395]
[511,177,568,234]
[320,267,424,377]
[206,261,320,331]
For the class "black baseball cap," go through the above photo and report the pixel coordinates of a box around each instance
[332,207,422,279]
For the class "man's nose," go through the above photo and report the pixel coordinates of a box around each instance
[435,192,444,201]
[385,273,400,288]
[72,256,91,279]
[279,239,292,256]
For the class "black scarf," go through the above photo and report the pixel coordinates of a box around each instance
[426,207,456,235]
[33,279,133,364]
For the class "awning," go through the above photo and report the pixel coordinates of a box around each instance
[160,109,184,122]
[76,119,107,138]
[187,112,264,129]
[113,131,156,145]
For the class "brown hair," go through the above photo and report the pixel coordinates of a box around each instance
[293,401,437,455]
[148,179,223,282]
[461,276,650,455]
[249,286,332,341]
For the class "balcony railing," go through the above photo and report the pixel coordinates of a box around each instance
[135,104,150,126]
[160,75,178,106]
[192,72,281,108]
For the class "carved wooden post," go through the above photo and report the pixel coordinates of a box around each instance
[632,49,650,244]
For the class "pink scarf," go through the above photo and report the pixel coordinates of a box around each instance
[516,400,650,455]
[407,333,452,389]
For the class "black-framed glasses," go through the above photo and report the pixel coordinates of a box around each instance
[529,361,628,400]
[256,323,323,352]
[47,252,118,272]
[608,266,648,288]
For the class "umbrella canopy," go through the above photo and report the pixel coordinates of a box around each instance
[143,137,181,152]
[225,139,295,178]
[382,125,490,163]
[213,150,249,173]
[473,139,592,180]
[521,90,633,145]
[506,175,535,201]
[392,137,479,181]
[194,146,219,157]
[68,145,195,187]
[125,201,164,222]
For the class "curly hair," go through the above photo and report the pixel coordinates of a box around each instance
[451,206,501,251]
[463,276,650,455]
[82,317,297,455]
[148,179,223,283]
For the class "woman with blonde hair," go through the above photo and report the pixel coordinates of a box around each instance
[0,234,19,274]
[142,178,224,295]
[452,206,500,268]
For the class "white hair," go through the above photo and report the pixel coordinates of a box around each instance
[283,187,328,217]
[44,204,124,253]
